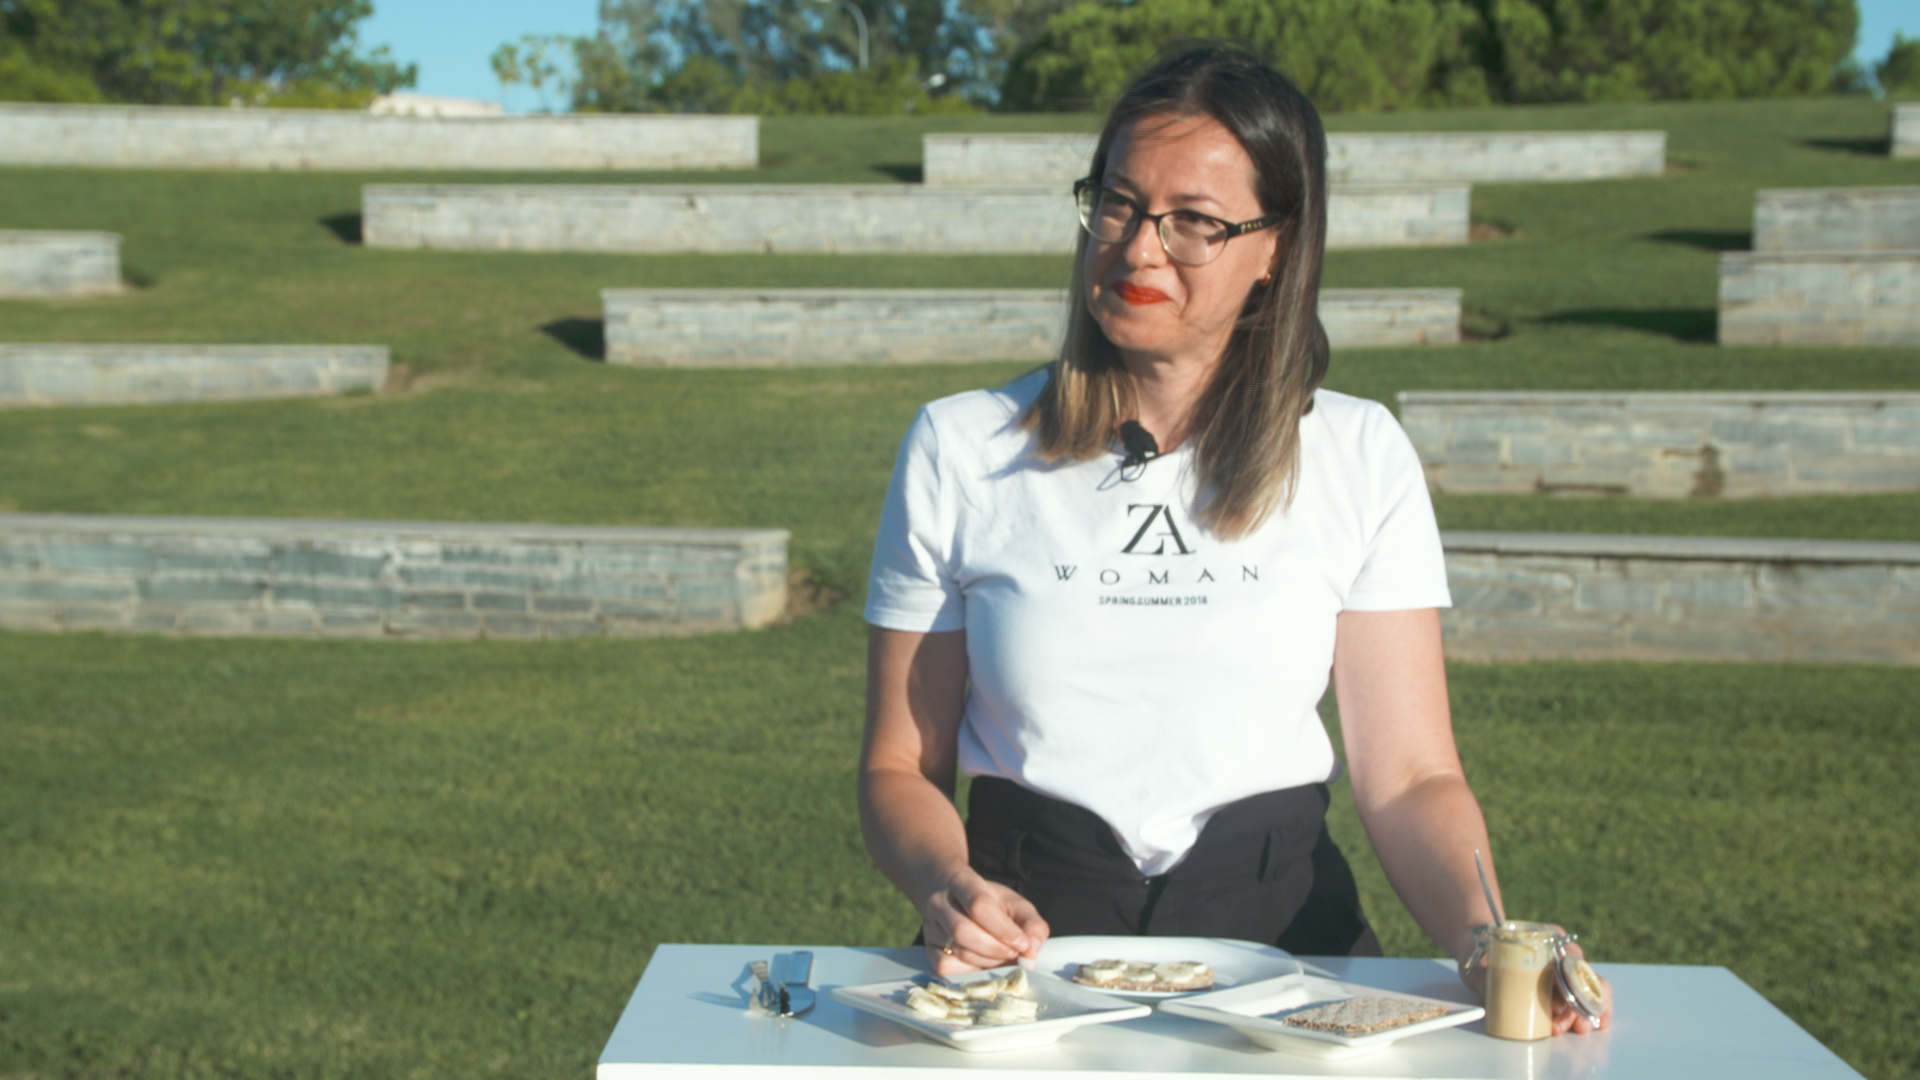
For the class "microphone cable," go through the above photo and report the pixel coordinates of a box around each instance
[1118,420,1160,481]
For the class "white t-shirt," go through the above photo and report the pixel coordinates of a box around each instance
[864,369,1450,875]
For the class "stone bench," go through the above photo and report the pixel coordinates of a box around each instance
[1895,104,1918,159]
[0,345,389,408]
[0,103,756,170]
[922,131,1664,186]
[1400,391,1920,497]
[1440,532,1920,666]
[601,287,1459,366]
[1717,251,1920,346]
[1752,187,1920,252]
[0,514,788,638]
[361,182,1468,254]
[0,231,121,297]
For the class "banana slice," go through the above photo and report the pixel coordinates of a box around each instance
[964,976,1005,999]
[905,986,950,1018]
[924,982,969,1005]
[905,970,1043,1027]
[1154,961,1212,987]
[1076,959,1127,983]
[979,995,1041,1025]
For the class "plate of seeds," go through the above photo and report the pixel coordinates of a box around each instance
[1158,971,1485,1060]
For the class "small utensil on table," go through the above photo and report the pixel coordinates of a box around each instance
[750,959,777,1013]
[777,951,814,1017]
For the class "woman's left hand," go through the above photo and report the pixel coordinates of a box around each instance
[1551,938,1612,1036]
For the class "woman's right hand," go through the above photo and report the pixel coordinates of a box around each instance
[861,629,1045,975]
[920,867,1050,976]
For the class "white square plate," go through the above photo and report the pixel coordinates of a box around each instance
[1159,971,1486,1060]
[1034,936,1301,999]
[829,967,1152,1053]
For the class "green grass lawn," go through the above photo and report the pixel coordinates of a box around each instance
[2,95,1919,1079]
[4,625,1915,1079]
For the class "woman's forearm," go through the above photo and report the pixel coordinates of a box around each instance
[861,627,1047,969]
[1353,771,1500,967]
[860,626,973,914]
[1333,609,1502,971]
[857,765,973,912]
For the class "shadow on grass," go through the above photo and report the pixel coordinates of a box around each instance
[1649,229,1749,252]
[320,214,363,245]
[1462,309,1513,341]
[1470,220,1520,243]
[541,318,605,361]
[1803,136,1891,157]
[1538,309,1717,343]
[872,163,923,183]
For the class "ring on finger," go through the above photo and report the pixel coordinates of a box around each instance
[940,939,957,956]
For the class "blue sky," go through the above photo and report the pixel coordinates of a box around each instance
[360,0,598,111]
[361,0,1920,112]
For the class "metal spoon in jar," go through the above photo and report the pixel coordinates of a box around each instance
[1474,849,1505,926]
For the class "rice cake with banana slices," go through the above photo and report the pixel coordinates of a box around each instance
[1072,958,1215,992]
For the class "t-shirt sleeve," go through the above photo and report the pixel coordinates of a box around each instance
[863,406,967,632]
[1342,403,1452,612]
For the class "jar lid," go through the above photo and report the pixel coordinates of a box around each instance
[1552,937,1608,1024]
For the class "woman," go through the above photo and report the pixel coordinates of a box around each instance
[859,45,1606,1034]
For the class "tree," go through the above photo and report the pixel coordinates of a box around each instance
[1001,0,1490,112]
[999,0,1859,111]
[1471,0,1859,103]
[1877,33,1920,100]
[491,34,572,112]
[0,0,414,106]
[563,0,1002,112]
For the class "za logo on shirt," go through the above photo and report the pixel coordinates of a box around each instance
[1122,504,1194,556]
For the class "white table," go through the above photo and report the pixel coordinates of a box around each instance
[598,944,1865,1079]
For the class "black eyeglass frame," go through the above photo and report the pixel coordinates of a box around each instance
[1072,176,1287,265]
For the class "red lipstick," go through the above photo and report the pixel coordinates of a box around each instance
[1115,282,1170,305]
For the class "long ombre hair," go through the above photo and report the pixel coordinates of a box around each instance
[1025,45,1331,540]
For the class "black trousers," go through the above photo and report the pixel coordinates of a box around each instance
[963,776,1382,956]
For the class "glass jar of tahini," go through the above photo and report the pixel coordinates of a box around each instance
[1470,921,1607,1041]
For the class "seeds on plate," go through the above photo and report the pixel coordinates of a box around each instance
[1071,959,1214,992]
[1279,995,1451,1035]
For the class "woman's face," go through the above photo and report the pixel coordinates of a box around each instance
[1084,112,1278,371]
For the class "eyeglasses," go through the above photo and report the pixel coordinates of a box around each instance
[1073,177,1285,266]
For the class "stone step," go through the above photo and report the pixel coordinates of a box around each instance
[1717,250,1920,346]
[1753,187,1920,252]
[1895,103,1919,160]
[0,513,788,638]
[0,344,389,408]
[601,287,1460,366]
[0,102,756,171]
[362,182,1468,254]
[922,131,1665,187]
[0,231,121,297]
[1399,390,1920,498]
[1440,531,1920,666]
